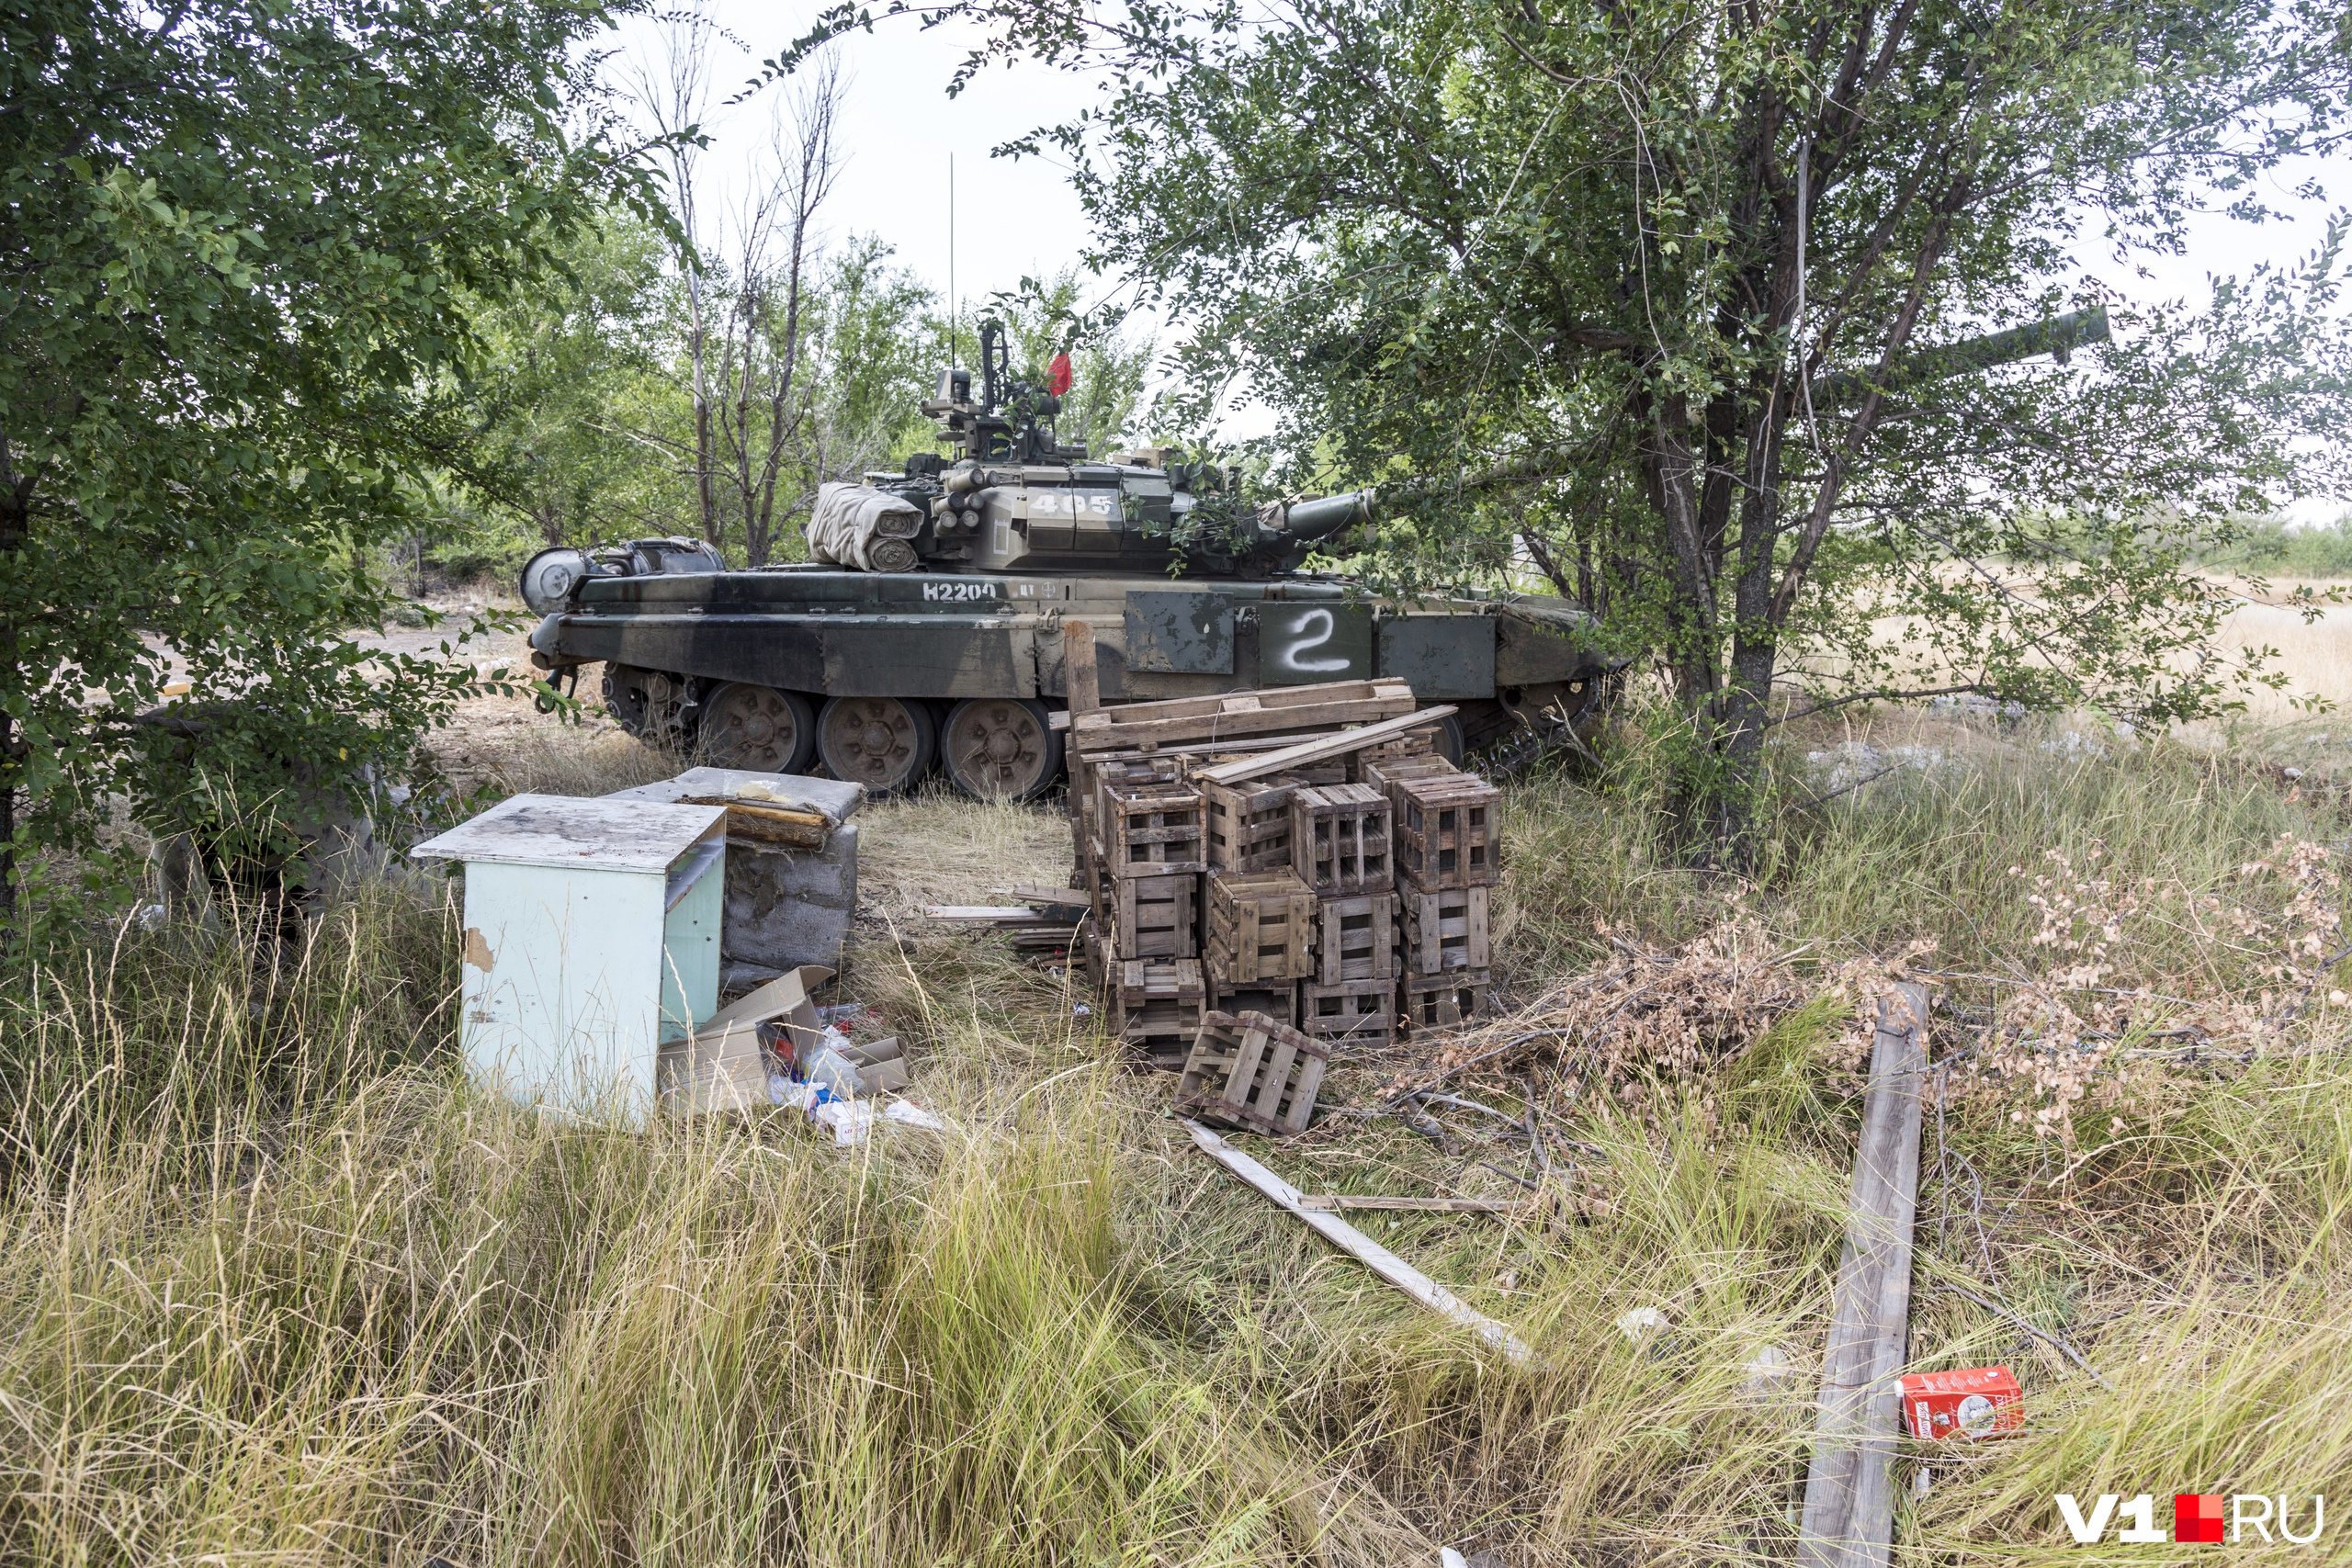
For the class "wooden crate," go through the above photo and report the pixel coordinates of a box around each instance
[1204,955,1297,1028]
[1177,1010,1329,1134]
[1398,882,1490,974]
[1098,778,1207,878]
[1075,754,1178,866]
[1202,775,1305,873]
[1114,957,1204,1071]
[1398,968,1490,1033]
[1315,891,1397,983]
[1349,729,1442,783]
[1301,976,1396,1046]
[1116,872,1200,959]
[1395,772,1500,888]
[1204,868,1315,983]
[1289,783,1394,897]
[1359,750,1459,807]
[1083,929,1114,994]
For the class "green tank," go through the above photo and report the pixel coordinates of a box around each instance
[521,321,1612,796]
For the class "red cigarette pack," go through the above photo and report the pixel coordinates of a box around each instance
[1897,1365,2024,1441]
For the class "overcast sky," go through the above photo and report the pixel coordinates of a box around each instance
[617,5,2346,518]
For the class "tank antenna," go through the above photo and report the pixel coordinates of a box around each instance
[948,152,956,369]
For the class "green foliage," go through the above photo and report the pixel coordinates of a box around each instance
[0,0,649,935]
[465,212,675,555]
[797,0,2351,858]
[2192,512,2352,576]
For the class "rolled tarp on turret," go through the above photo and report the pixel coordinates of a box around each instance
[807,482,924,573]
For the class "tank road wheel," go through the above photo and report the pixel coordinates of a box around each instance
[701,682,816,774]
[816,695,937,795]
[942,698,1065,801]
[602,664,685,743]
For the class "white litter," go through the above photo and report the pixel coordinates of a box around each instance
[1615,1305,1669,1343]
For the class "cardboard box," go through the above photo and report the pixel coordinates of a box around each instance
[1898,1365,2023,1441]
[659,964,831,1114]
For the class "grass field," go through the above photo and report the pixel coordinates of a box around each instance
[1,695,2346,1564]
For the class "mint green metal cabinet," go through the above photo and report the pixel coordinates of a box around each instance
[413,794,727,1113]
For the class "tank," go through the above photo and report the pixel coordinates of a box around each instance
[522,320,1613,796]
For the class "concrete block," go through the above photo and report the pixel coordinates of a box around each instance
[604,771,860,972]
[720,822,857,971]
[604,766,864,821]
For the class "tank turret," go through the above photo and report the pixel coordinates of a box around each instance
[799,318,1374,581]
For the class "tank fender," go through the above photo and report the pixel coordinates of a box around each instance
[1494,600,1611,684]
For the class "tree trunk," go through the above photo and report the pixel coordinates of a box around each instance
[0,474,26,930]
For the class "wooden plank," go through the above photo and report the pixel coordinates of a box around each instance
[1195,706,1459,787]
[1295,1194,1520,1214]
[1062,679,1419,749]
[1184,1120,1535,1366]
[1003,884,1090,909]
[1798,981,1930,1568]
[1073,676,1411,728]
[925,905,1063,923]
[1063,619,1101,713]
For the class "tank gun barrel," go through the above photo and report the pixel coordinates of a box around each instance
[1281,490,1375,541]
[1811,305,2109,405]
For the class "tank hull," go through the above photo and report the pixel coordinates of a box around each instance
[533,567,1609,793]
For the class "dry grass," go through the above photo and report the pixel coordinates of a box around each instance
[854,786,1077,923]
[2,683,2347,1563]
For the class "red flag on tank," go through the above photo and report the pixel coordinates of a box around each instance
[1046,352,1073,395]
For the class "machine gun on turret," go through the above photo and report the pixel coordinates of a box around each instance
[919,320,1091,467]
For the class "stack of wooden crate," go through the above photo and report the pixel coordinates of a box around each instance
[1375,758,1499,1032]
[1060,674,1499,1080]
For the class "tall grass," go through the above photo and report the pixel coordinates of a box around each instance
[0,716,2346,1562]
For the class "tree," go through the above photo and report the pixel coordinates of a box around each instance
[624,20,942,565]
[468,214,673,556]
[783,0,2351,859]
[0,0,650,931]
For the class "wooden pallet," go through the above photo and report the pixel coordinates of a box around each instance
[1083,929,1114,993]
[1177,1010,1329,1134]
[1061,677,1418,751]
[1398,882,1490,974]
[1097,777,1207,878]
[1395,772,1501,888]
[1114,957,1205,1071]
[1116,872,1200,959]
[1398,968,1490,1032]
[1290,783,1394,896]
[1301,976,1396,1045]
[1204,955,1297,1028]
[1204,868,1315,983]
[1314,891,1397,983]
